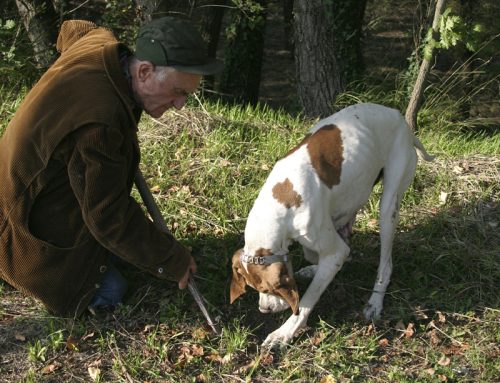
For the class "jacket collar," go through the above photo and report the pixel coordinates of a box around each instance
[102,42,142,128]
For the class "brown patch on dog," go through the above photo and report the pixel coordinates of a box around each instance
[307,124,344,188]
[272,178,303,208]
[284,134,311,157]
[255,248,273,256]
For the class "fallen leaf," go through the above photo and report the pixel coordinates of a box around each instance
[221,353,233,364]
[310,331,327,345]
[66,336,78,351]
[220,159,231,167]
[405,323,415,338]
[395,320,406,333]
[413,306,429,320]
[150,185,161,193]
[364,324,376,336]
[260,352,274,366]
[192,327,208,340]
[427,328,441,346]
[88,366,101,381]
[438,356,451,366]
[438,374,448,382]
[425,368,436,375]
[41,363,59,374]
[81,332,95,341]
[195,373,206,383]
[378,338,389,347]
[88,359,102,367]
[14,333,26,342]
[191,344,204,357]
[205,351,223,363]
[437,311,446,323]
[143,324,156,333]
[439,191,448,205]
[320,375,337,383]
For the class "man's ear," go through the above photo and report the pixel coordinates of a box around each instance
[137,61,155,82]
[230,251,247,303]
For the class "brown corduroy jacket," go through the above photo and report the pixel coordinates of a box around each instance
[0,20,191,317]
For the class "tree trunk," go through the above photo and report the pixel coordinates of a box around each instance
[294,0,343,118]
[15,0,58,69]
[405,0,447,132]
[219,0,267,105]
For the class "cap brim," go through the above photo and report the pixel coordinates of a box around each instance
[170,57,224,75]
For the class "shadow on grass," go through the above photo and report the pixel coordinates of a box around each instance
[0,196,497,356]
[198,196,499,342]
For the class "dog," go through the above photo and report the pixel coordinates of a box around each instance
[229,103,433,347]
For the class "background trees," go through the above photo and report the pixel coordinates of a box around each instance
[2,0,498,122]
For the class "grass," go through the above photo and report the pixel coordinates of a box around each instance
[1,93,498,382]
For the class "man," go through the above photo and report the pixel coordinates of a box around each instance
[0,17,223,317]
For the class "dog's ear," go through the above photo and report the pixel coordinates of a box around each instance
[277,276,300,315]
[230,251,247,303]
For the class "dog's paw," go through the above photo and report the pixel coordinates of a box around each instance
[363,291,385,320]
[262,329,294,349]
[363,301,383,321]
[295,265,318,280]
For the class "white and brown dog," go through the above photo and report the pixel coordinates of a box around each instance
[230,103,433,347]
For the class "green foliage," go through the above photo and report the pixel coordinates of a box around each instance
[99,0,139,46]
[226,0,266,39]
[0,18,37,86]
[422,7,483,61]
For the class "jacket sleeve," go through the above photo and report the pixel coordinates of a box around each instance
[66,123,191,281]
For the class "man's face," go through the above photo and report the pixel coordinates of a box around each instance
[133,63,201,118]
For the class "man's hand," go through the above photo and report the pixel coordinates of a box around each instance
[178,255,197,289]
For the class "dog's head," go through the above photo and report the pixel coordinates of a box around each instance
[230,248,299,315]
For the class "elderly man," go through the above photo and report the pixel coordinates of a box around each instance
[0,17,223,317]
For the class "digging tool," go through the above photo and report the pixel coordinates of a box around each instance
[134,169,220,335]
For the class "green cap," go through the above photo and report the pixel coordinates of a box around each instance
[135,16,223,75]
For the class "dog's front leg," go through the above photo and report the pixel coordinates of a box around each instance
[262,235,350,347]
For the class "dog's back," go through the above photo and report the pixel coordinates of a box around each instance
[247,103,424,236]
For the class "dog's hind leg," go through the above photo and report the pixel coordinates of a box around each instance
[363,145,417,320]
[295,246,319,280]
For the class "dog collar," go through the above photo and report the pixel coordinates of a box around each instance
[240,251,289,265]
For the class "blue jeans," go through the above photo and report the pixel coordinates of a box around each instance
[89,259,127,308]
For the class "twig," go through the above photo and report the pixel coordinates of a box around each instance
[108,341,135,383]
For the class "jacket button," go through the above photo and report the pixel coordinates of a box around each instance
[158,267,163,274]
[99,265,107,273]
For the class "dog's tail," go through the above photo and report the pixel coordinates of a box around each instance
[413,136,435,162]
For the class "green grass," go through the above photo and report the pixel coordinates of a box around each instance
[1,89,499,382]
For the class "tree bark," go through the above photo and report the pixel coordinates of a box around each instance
[294,0,343,118]
[15,0,58,69]
[405,0,447,132]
